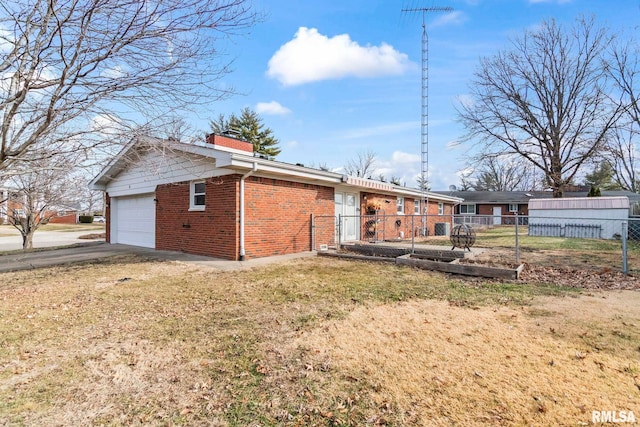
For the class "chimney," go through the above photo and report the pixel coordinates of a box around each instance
[206,133,253,154]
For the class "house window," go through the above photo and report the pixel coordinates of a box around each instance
[438,202,444,215]
[190,180,206,211]
[508,203,518,213]
[414,200,420,214]
[459,204,476,215]
[397,197,404,214]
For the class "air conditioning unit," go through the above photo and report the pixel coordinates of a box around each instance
[434,222,450,236]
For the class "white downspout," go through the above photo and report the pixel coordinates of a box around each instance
[239,162,258,261]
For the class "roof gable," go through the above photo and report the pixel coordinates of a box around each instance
[91,135,462,203]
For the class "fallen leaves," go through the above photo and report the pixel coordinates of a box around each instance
[519,264,639,290]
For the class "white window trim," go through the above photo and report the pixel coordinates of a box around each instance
[508,203,518,213]
[414,200,420,214]
[189,180,206,211]
[438,202,444,215]
[460,203,476,215]
[397,197,404,214]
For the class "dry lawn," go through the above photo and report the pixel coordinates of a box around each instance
[0,256,638,426]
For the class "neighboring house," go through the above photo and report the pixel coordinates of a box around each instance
[90,134,462,261]
[0,187,79,225]
[0,187,15,224]
[45,208,79,224]
[433,190,640,225]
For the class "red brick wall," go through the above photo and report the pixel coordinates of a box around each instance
[155,175,334,260]
[206,134,253,153]
[243,176,334,259]
[47,211,77,224]
[156,176,239,259]
[476,204,528,224]
[360,193,454,238]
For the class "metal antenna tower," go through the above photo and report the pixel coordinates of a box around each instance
[402,5,452,231]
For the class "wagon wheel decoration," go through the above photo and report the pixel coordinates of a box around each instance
[450,224,476,251]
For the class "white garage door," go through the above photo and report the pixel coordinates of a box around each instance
[113,193,156,248]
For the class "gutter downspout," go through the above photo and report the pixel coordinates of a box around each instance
[239,162,258,261]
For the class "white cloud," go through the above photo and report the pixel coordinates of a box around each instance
[431,11,467,28]
[0,26,13,54]
[267,27,412,86]
[391,151,420,163]
[374,150,421,185]
[91,113,126,136]
[101,65,127,79]
[255,101,291,115]
[456,94,474,109]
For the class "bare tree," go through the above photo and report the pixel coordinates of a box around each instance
[0,0,257,176]
[471,155,540,191]
[66,171,105,215]
[607,38,640,192]
[458,17,620,197]
[606,126,639,192]
[456,168,474,191]
[5,155,79,249]
[344,150,376,177]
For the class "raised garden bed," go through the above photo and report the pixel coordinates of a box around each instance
[319,244,523,280]
[339,243,464,261]
[396,254,524,280]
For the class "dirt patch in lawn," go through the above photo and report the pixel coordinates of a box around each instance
[0,257,638,426]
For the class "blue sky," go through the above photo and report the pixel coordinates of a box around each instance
[189,0,640,190]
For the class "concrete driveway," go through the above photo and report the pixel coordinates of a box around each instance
[0,239,316,273]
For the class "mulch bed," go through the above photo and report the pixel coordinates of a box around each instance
[519,263,639,291]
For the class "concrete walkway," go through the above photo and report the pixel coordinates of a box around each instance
[0,241,317,273]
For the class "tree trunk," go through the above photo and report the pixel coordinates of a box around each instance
[22,231,34,250]
[552,186,564,198]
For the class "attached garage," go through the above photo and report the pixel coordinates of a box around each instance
[111,193,156,248]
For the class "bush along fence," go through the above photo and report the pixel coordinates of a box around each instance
[311,213,639,275]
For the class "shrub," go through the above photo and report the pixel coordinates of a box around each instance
[79,215,94,223]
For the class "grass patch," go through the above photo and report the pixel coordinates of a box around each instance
[423,225,628,251]
[0,256,637,426]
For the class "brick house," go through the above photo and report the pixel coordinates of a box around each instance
[0,187,78,225]
[90,135,462,260]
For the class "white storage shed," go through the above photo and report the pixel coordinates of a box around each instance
[528,196,629,239]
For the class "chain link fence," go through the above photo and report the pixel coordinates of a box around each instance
[312,213,640,275]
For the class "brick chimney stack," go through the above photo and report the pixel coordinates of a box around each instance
[206,133,254,154]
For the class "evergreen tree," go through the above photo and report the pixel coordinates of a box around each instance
[584,161,621,191]
[209,108,281,157]
[587,186,602,197]
[416,175,430,191]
